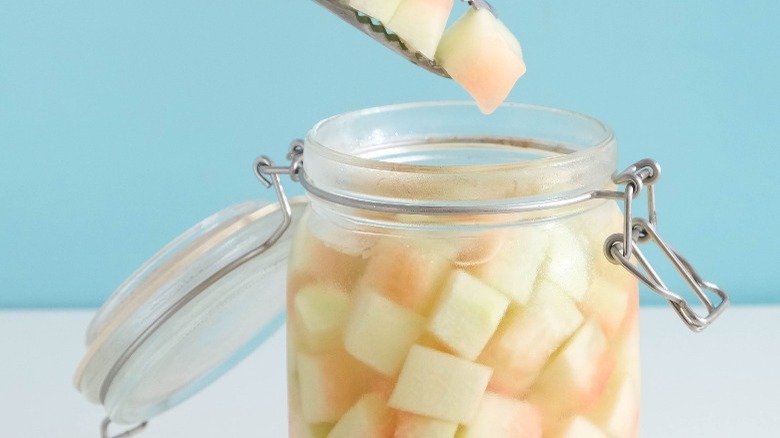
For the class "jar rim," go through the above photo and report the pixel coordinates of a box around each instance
[302,101,618,220]
[306,101,615,174]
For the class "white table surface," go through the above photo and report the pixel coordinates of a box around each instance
[1,307,777,437]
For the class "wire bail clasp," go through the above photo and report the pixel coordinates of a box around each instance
[253,139,304,247]
[604,159,729,332]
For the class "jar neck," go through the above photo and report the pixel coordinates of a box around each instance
[302,102,617,225]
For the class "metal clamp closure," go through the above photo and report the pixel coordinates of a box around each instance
[602,160,729,332]
[252,139,304,246]
[258,142,729,332]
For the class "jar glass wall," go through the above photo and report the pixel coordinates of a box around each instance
[287,103,640,437]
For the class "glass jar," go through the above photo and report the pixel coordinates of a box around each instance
[75,102,728,438]
[285,103,642,437]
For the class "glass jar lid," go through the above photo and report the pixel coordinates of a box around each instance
[74,197,308,425]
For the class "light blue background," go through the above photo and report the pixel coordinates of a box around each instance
[1,1,777,307]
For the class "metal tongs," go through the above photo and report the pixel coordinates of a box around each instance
[312,0,497,78]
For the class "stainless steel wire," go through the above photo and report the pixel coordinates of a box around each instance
[311,0,498,78]
[265,142,729,332]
